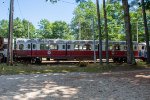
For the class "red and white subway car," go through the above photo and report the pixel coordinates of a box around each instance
[0,37,147,63]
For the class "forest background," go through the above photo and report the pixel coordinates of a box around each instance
[0,0,149,42]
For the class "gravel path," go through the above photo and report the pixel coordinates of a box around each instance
[0,70,149,100]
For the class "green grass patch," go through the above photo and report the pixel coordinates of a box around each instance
[0,62,149,75]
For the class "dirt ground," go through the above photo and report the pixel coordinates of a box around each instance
[0,70,149,100]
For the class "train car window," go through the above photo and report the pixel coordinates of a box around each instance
[74,44,82,50]
[83,44,91,50]
[114,45,120,50]
[124,46,127,50]
[50,44,57,50]
[109,45,113,50]
[95,45,98,50]
[67,45,71,49]
[40,44,45,50]
[62,45,66,49]
[28,44,31,49]
[3,44,8,49]
[142,46,145,50]
[19,44,24,50]
[33,44,36,49]
[82,45,86,50]
[133,45,137,50]
[45,44,49,50]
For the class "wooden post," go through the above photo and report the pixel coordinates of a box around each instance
[7,0,14,66]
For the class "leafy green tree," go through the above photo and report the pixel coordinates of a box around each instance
[71,0,97,40]
[52,21,73,39]
[38,19,53,38]
[22,19,36,38]
[105,2,125,41]
[0,19,9,37]
[13,17,24,38]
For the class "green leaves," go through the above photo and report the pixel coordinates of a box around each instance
[0,20,9,37]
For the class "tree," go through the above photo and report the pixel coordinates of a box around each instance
[71,0,97,40]
[52,21,73,39]
[38,19,53,38]
[13,17,24,38]
[0,20,9,37]
[103,0,109,64]
[140,0,150,63]
[22,19,36,38]
[106,2,125,41]
[145,0,150,10]
[122,0,135,64]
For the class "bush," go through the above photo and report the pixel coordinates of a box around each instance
[78,61,89,67]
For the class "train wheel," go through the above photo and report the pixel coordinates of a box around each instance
[46,58,50,61]
[123,58,127,63]
[35,58,42,64]
[118,58,123,63]
[113,58,116,63]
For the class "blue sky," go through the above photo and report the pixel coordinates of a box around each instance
[0,0,102,28]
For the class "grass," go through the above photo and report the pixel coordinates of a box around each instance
[0,61,149,75]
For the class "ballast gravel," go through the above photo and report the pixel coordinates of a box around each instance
[0,70,149,100]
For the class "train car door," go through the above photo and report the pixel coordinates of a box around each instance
[138,43,147,60]
[31,43,37,57]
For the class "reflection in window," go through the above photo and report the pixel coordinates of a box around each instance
[3,44,8,49]
[28,44,31,49]
[95,45,98,50]
[62,45,66,49]
[133,45,137,50]
[142,46,145,50]
[50,44,57,50]
[67,45,71,49]
[74,44,82,50]
[40,44,45,50]
[45,44,49,50]
[40,44,44,50]
[114,45,120,50]
[19,44,24,50]
[33,44,36,49]
[40,44,49,50]
[124,46,127,50]
[83,44,91,50]
[109,45,113,50]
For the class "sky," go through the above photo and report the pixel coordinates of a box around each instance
[0,0,102,28]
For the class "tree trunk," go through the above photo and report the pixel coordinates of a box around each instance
[141,0,150,63]
[96,0,103,64]
[103,0,109,64]
[122,0,135,64]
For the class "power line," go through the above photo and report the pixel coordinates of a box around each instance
[16,0,24,19]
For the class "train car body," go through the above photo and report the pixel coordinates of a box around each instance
[111,41,139,62]
[138,42,147,61]
[14,38,112,63]
[0,37,148,63]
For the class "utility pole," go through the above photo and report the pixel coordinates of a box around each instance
[91,17,96,63]
[7,0,14,66]
[28,22,30,39]
[78,22,81,40]
[136,21,138,43]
